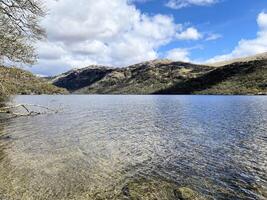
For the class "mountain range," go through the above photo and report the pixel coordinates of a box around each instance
[51,53,267,95]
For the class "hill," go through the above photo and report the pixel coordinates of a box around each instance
[0,66,67,95]
[52,60,214,94]
[156,59,267,95]
[52,54,267,95]
[51,65,113,91]
[208,52,267,67]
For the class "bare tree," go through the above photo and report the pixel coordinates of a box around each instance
[0,0,47,110]
[0,0,46,64]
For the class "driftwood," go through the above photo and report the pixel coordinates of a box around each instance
[0,104,59,118]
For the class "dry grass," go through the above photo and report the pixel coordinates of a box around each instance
[0,66,67,103]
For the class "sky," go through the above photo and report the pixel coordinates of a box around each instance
[26,0,267,76]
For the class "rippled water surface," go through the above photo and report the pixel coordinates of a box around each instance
[0,95,266,200]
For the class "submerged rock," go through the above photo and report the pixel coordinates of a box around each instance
[119,179,206,200]
[175,187,203,200]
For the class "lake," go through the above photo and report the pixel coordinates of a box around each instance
[0,95,266,199]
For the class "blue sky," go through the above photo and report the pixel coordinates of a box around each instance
[133,0,267,61]
[25,0,267,76]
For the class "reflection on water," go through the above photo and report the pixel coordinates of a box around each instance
[0,95,266,199]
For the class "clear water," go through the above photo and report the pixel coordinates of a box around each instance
[0,95,266,200]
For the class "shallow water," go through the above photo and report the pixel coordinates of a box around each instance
[0,95,266,200]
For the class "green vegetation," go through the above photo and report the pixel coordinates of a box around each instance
[195,61,267,95]
[0,66,67,97]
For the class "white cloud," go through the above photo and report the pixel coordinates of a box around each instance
[176,27,202,40]
[30,0,203,76]
[205,33,222,41]
[166,0,218,9]
[128,0,152,2]
[166,48,190,62]
[207,12,267,63]
[257,12,267,30]
[37,41,67,60]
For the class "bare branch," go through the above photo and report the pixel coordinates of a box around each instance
[0,103,60,119]
[0,0,46,64]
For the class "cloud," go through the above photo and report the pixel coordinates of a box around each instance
[30,0,203,76]
[176,27,202,40]
[205,33,222,41]
[257,11,267,30]
[207,12,267,63]
[166,48,190,62]
[128,0,152,3]
[165,0,218,9]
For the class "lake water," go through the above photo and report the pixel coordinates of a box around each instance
[0,95,266,200]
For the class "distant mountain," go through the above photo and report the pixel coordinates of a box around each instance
[51,54,267,95]
[0,66,67,95]
[208,52,267,67]
[52,60,213,94]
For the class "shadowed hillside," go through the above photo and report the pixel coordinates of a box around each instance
[155,60,267,95]
[52,66,113,91]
